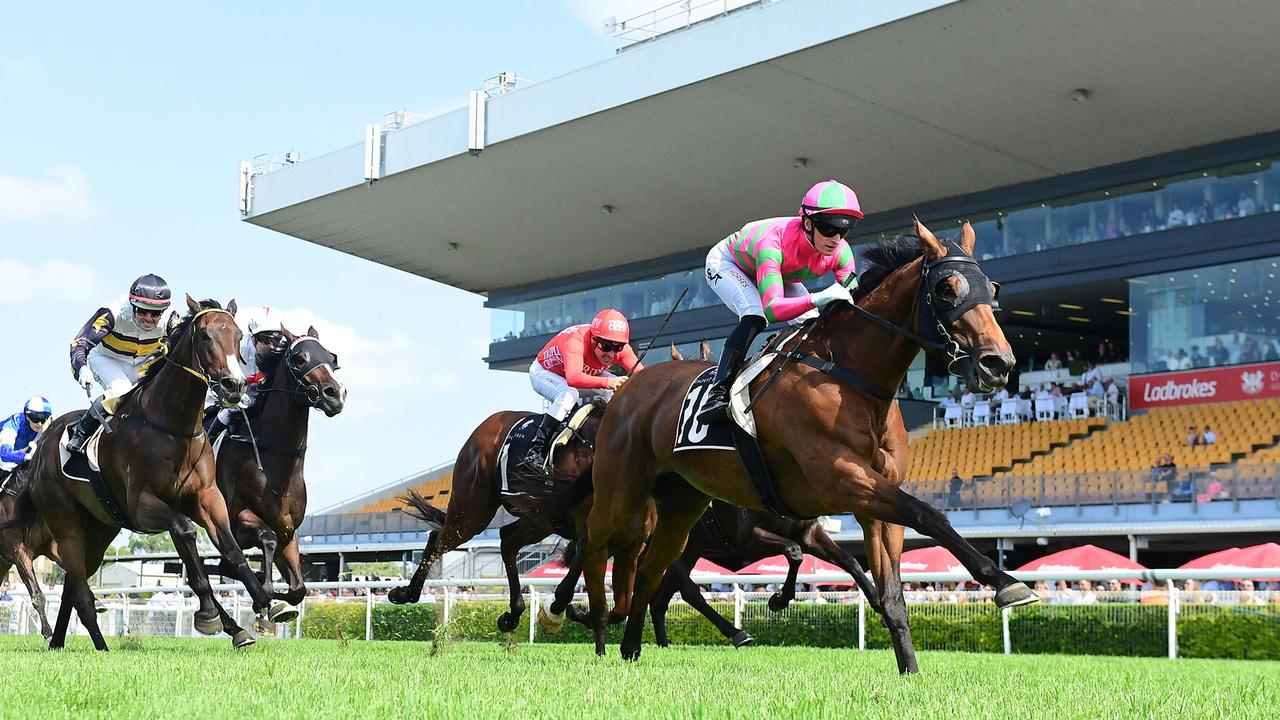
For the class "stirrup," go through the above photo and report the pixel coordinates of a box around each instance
[696,386,731,424]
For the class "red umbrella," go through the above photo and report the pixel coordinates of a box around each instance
[1180,542,1280,581]
[738,554,845,577]
[687,558,737,579]
[900,546,965,574]
[1017,544,1147,583]
[523,558,612,579]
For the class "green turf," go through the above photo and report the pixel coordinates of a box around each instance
[0,636,1275,719]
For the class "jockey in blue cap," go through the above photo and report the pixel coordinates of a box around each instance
[0,395,52,485]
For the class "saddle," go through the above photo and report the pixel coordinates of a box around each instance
[58,422,143,531]
[497,403,596,516]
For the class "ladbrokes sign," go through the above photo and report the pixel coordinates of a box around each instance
[1129,361,1280,409]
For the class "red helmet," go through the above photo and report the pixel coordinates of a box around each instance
[589,309,630,344]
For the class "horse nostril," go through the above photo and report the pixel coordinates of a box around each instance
[978,354,1010,376]
[323,386,339,399]
[220,377,245,394]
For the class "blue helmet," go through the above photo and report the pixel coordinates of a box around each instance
[24,395,52,423]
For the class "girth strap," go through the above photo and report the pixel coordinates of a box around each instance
[227,434,306,459]
[117,412,202,439]
[778,351,897,402]
[729,423,818,521]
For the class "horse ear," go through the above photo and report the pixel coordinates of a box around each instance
[914,216,946,259]
[281,326,298,343]
[700,339,712,362]
[669,342,682,361]
[185,294,199,312]
[307,325,319,338]
[959,221,976,255]
[227,299,238,317]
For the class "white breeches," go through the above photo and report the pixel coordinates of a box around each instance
[705,241,809,321]
[87,348,144,411]
[529,361,615,421]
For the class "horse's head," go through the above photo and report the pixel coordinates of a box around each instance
[182,295,247,406]
[915,220,1014,392]
[280,325,346,417]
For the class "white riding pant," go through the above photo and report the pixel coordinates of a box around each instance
[529,361,615,421]
[705,241,812,323]
[87,347,145,412]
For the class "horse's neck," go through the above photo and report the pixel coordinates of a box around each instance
[137,341,208,434]
[258,372,309,457]
[820,258,924,402]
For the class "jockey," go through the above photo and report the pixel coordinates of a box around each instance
[65,274,176,454]
[0,396,52,484]
[206,306,288,440]
[525,308,644,465]
[696,179,862,423]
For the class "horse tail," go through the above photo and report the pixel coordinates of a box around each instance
[399,489,447,530]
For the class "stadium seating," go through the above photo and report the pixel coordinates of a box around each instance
[350,474,453,513]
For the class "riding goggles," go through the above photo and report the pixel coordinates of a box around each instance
[25,411,51,424]
[809,213,856,239]
[594,338,626,353]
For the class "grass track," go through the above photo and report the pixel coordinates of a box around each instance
[1,636,1276,719]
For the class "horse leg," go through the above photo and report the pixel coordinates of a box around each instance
[272,536,307,606]
[11,546,53,640]
[620,482,710,662]
[649,563,681,648]
[859,516,918,674]
[740,527,803,611]
[658,556,750,646]
[497,518,550,633]
[189,486,277,617]
[49,584,73,650]
[583,549,610,656]
[52,532,110,651]
[389,501,495,605]
[799,522,883,614]
[604,523,646,627]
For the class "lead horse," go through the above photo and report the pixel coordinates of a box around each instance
[216,326,345,619]
[20,297,286,650]
[549,221,1037,672]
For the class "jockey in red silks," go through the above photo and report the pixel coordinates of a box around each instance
[696,179,863,423]
[525,308,644,465]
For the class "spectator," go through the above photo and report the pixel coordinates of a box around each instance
[1104,378,1120,407]
[1052,580,1076,605]
[948,468,967,509]
[960,390,976,409]
[1186,426,1200,446]
[1082,362,1103,387]
[1087,375,1105,413]
[1093,341,1109,365]
[1043,352,1063,371]
[1076,580,1098,605]
[1239,192,1257,216]
[1201,425,1216,445]
[1035,384,1052,400]
[939,391,958,408]
[0,580,11,601]
[1033,580,1051,602]
[1209,337,1230,366]
[1104,579,1124,602]
[1190,345,1208,368]
[1105,339,1121,363]
[1167,204,1184,227]
[1172,349,1192,370]
[1228,333,1246,364]
[1050,383,1063,398]
[1240,337,1262,364]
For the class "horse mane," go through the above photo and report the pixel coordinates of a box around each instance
[133,299,224,390]
[850,234,923,302]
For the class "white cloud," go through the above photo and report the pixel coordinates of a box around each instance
[0,166,96,221]
[0,259,102,308]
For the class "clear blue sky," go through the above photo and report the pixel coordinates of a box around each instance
[0,2,652,510]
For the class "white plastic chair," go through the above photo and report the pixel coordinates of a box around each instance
[1068,392,1089,419]
[972,400,992,426]
[943,405,963,428]
[999,401,1019,424]
[1035,398,1056,421]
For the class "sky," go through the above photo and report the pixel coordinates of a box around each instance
[0,1,662,511]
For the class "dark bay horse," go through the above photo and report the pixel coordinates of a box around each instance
[390,404,653,655]
[0,466,54,639]
[22,297,285,650]
[216,326,345,619]
[549,221,1037,672]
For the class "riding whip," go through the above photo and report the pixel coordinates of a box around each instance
[633,288,688,366]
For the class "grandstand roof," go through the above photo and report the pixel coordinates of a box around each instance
[244,0,1280,294]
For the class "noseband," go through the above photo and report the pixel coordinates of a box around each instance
[277,336,342,408]
[157,307,240,396]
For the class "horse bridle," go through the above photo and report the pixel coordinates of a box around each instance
[158,307,241,399]
[262,336,342,408]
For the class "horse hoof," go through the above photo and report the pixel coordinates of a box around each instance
[995,582,1039,609]
[194,611,222,636]
[496,611,520,633]
[620,643,642,662]
[564,603,589,626]
[387,586,413,605]
[656,639,670,648]
[606,612,626,627]
[268,601,299,623]
[231,630,256,649]
[767,594,790,612]
[537,605,565,635]
[730,630,754,647]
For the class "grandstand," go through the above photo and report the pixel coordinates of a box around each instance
[349,474,453,514]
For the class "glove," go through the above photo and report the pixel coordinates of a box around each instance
[77,365,95,391]
[23,447,35,462]
[811,282,853,308]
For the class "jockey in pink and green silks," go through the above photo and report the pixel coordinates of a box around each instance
[696,179,864,424]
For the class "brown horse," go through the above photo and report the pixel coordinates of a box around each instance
[0,465,54,639]
[390,404,652,655]
[549,221,1037,672]
[22,297,286,650]
[216,326,345,618]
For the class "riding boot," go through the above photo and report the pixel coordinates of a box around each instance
[522,414,558,468]
[66,396,109,454]
[207,416,229,442]
[696,315,766,425]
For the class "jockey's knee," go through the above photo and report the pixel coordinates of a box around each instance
[553,392,578,421]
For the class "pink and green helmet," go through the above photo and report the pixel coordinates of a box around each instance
[800,179,863,219]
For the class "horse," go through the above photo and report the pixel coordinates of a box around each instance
[0,465,54,639]
[389,403,652,655]
[548,220,1037,673]
[215,326,345,618]
[20,297,288,650]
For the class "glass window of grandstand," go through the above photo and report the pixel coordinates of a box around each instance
[926,156,1280,261]
[1128,256,1280,374]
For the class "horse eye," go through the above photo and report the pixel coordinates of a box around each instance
[291,352,308,367]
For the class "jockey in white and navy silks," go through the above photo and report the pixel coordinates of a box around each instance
[0,396,52,484]
[206,306,288,440]
[66,274,177,454]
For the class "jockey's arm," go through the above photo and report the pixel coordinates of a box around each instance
[754,248,814,324]
[0,424,23,464]
[618,345,643,374]
[69,306,114,377]
[561,337,612,390]
[834,242,859,289]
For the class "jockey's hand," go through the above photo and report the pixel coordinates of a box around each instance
[23,447,35,462]
[811,282,853,308]
[77,366,95,391]
[606,376,627,391]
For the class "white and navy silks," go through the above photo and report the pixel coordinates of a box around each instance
[212,306,284,426]
[0,412,41,472]
[70,295,178,411]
